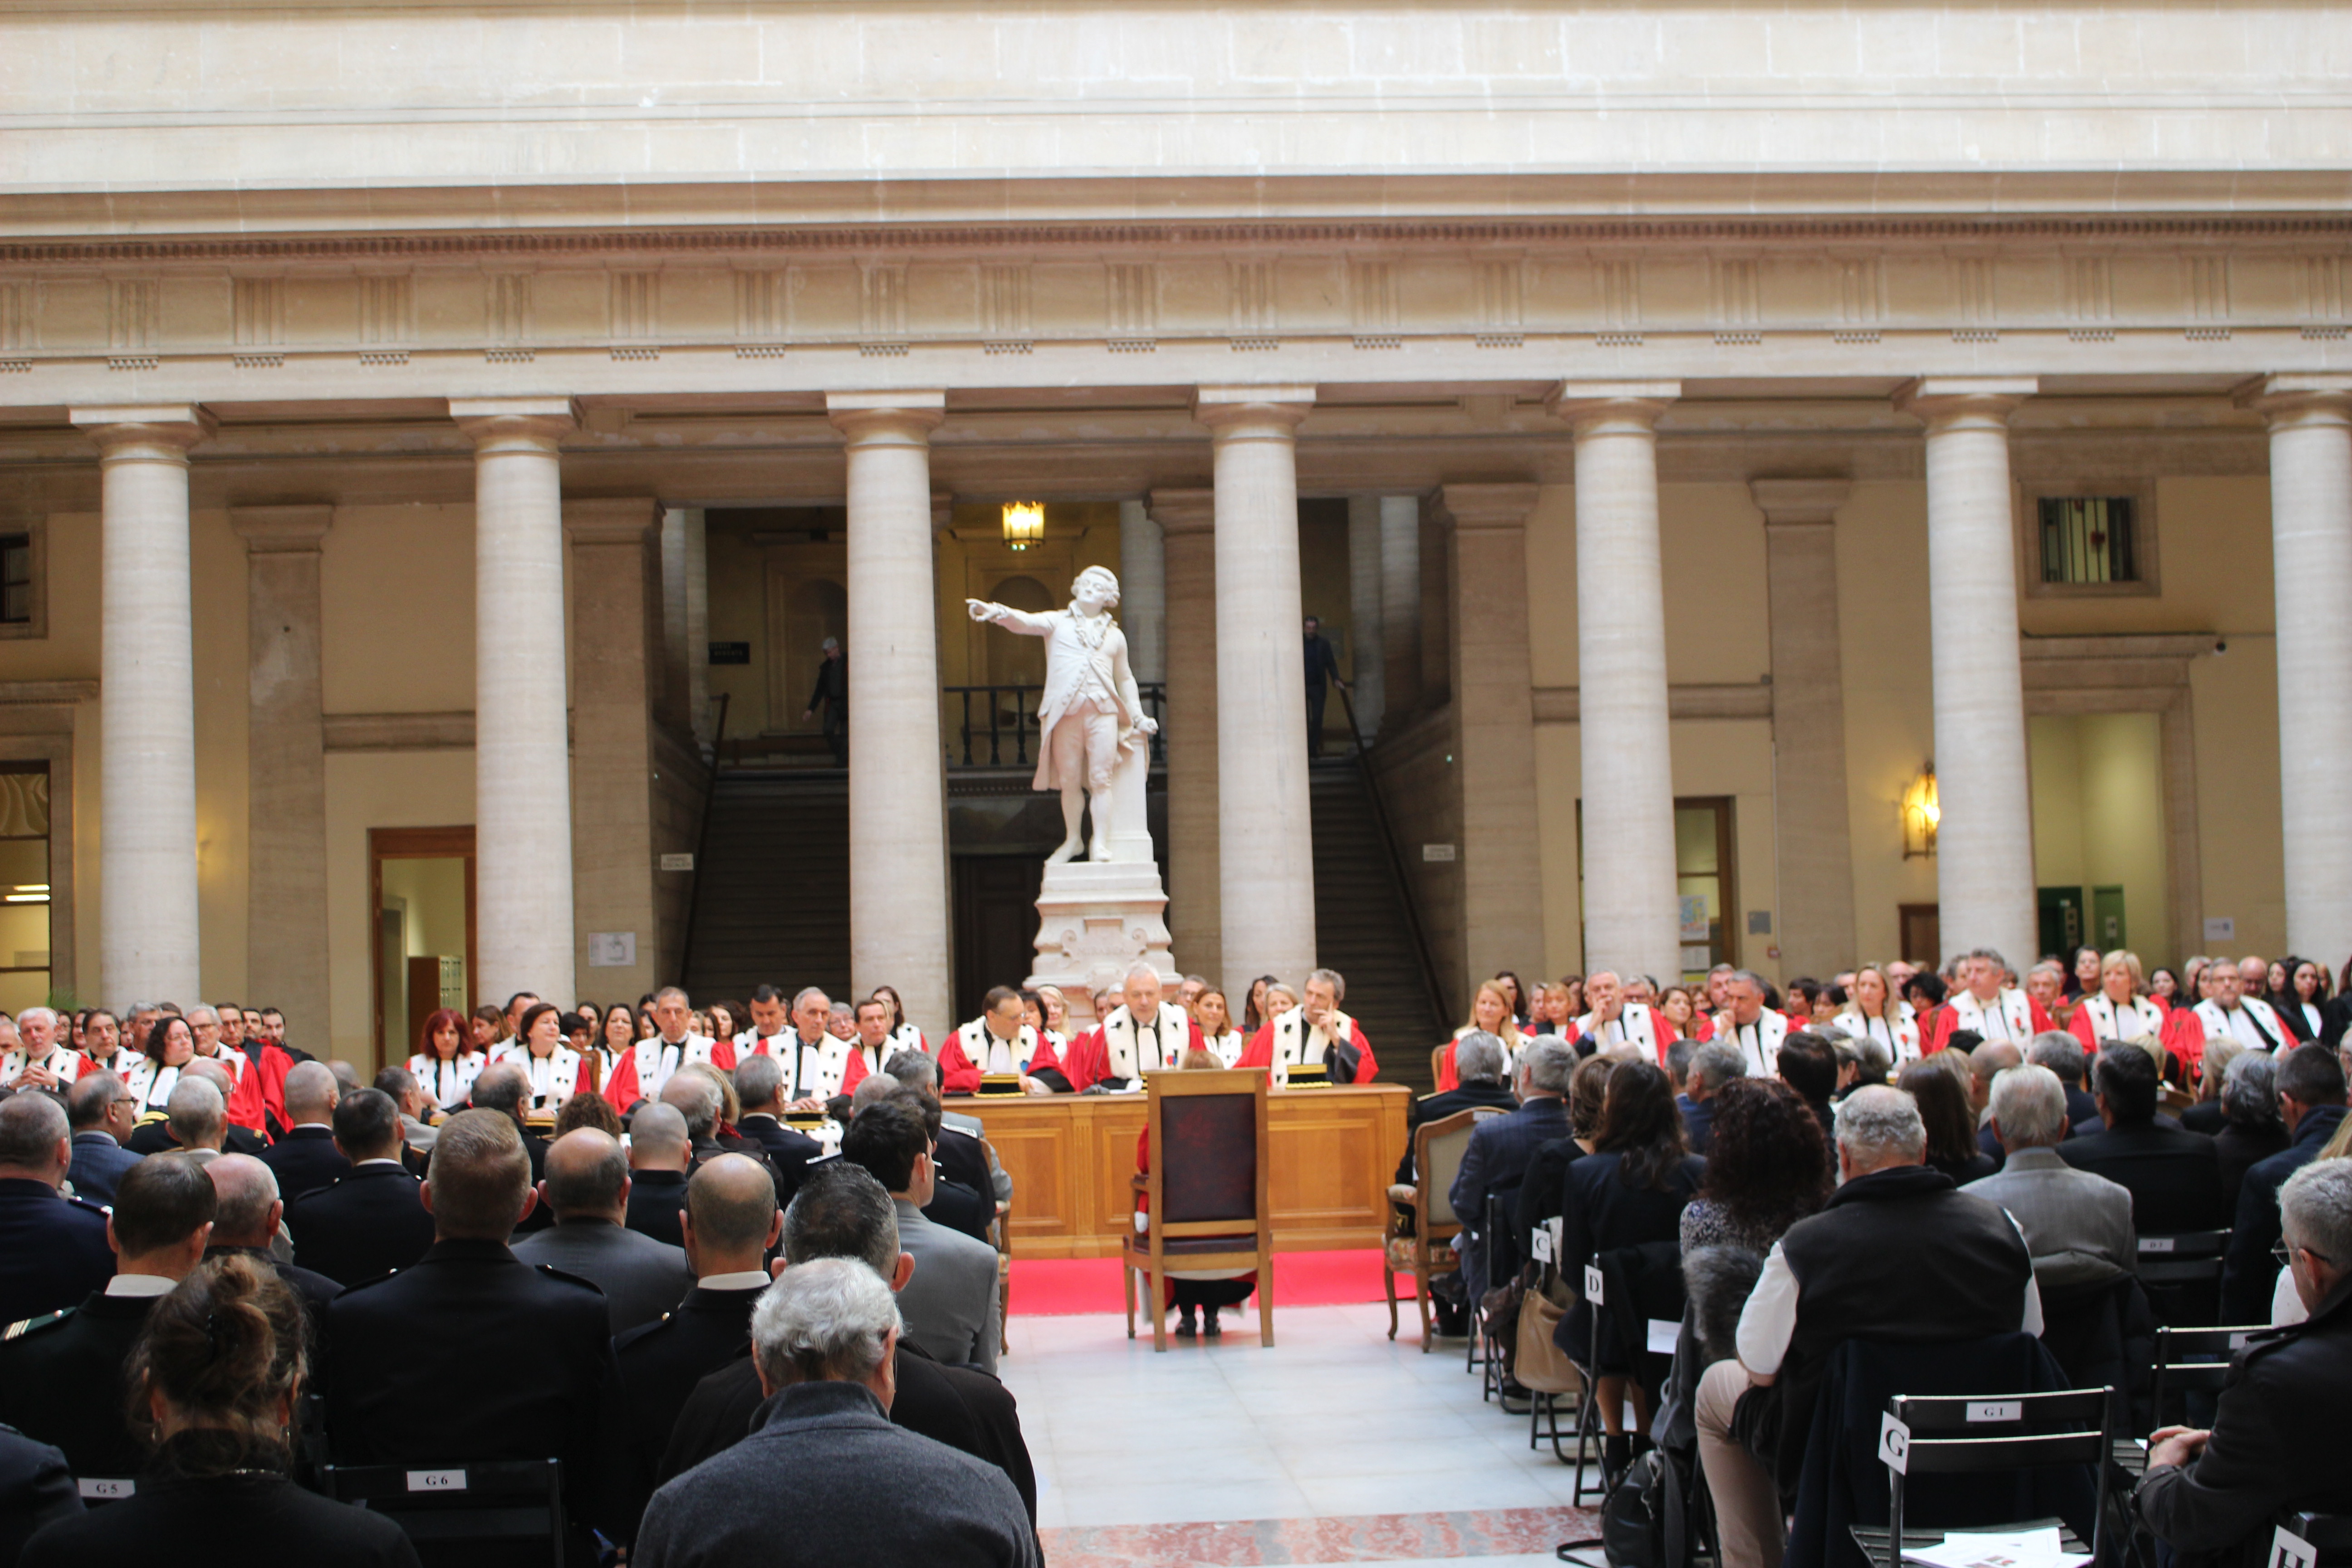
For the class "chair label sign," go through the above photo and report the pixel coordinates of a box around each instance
[1877,1413,1911,1474]
[2271,1527,2317,1568]
[77,1478,132,1500]
[1531,1226,1553,1263]
[2139,1236,2176,1254]
[1965,1401,2022,1423]
[406,1469,469,1493]
[1646,1319,1681,1356]
[1583,1264,1604,1305]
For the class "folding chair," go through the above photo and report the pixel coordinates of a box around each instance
[2277,1510,2352,1568]
[1121,1066,1274,1352]
[2110,1322,2268,1475]
[324,1459,565,1568]
[2134,1229,2229,1326]
[1381,1106,1501,1348]
[1853,1387,2114,1568]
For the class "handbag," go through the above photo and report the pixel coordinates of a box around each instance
[1516,1262,1584,1396]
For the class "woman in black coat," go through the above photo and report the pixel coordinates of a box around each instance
[21,1255,419,1568]
[1558,1061,1705,1473]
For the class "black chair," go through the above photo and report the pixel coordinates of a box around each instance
[2278,1510,2352,1568]
[2134,1229,2228,1325]
[1854,1387,2114,1568]
[323,1460,565,1568]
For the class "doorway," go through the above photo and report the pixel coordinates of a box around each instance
[369,827,476,1072]
[1898,903,1941,969]
[952,854,1043,1021]
[0,764,49,1014]
[2028,712,2168,966]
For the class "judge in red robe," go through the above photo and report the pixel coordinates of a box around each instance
[938,987,1059,1095]
[1061,969,1203,1092]
[1238,970,1377,1084]
[1926,953,2055,1053]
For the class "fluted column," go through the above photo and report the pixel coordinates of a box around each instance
[233,504,331,1050]
[1548,382,1682,983]
[451,397,579,1008]
[828,392,953,1038]
[2258,375,2352,965]
[1346,495,1387,736]
[74,404,214,1006]
[1902,378,2038,970]
[1753,479,1858,977]
[1196,387,1316,989]
[1118,499,1166,686]
[1153,489,1219,977]
[1379,495,1423,725]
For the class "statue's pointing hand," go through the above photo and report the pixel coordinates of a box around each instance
[965,598,1000,622]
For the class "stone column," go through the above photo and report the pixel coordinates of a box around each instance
[1902,378,2038,970]
[1118,499,1166,686]
[232,504,331,1051]
[568,499,664,1001]
[658,508,691,729]
[73,405,213,1006]
[828,392,953,1037]
[1753,479,1859,978]
[1379,495,1423,725]
[1346,495,1387,735]
[1152,488,1219,976]
[1547,382,1683,984]
[2257,375,2352,964]
[451,397,579,1009]
[1441,483,1547,985]
[1196,387,1317,989]
[684,509,712,750]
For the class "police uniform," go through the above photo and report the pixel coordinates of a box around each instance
[284,1161,437,1288]
[0,1289,157,1492]
[612,1278,767,1513]
[0,1180,113,1328]
[127,1118,266,1158]
[204,1244,343,1341]
[258,1124,353,1205]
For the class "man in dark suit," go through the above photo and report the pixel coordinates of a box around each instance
[2222,1044,2347,1323]
[2057,1044,2226,1235]
[467,1062,552,1233]
[656,1163,1037,1524]
[324,1109,634,1554]
[259,1060,352,1204]
[1449,1037,1574,1302]
[285,1088,436,1286]
[0,1153,217,1488]
[63,1069,142,1203]
[2028,1031,2103,1134]
[854,1080,991,1244]
[1302,615,1348,758]
[0,1093,115,1327]
[514,1128,695,1334]
[202,1153,342,1322]
[625,1102,693,1249]
[1676,1040,1749,1158]
[660,1071,789,1209]
[730,1053,823,1205]
[126,1056,267,1158]
[1400,1029,1516,1183]
[0,1423,79,1563]
[882,1054,1007,1213]
[614,1154,780,1513]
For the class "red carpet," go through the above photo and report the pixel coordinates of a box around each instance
[1008,1249,1391,1316]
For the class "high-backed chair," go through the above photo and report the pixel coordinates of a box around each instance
[1120,1066,1274,1352]
[1383,1106,1505,1348]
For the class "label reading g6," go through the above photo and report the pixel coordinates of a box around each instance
[407,1470,468,1493]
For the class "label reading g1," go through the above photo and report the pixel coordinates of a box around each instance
[1966,1401,2022,1423]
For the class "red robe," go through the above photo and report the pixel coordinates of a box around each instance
[250,1044,295,1130]
[838,1039,897,1096]
[2160,1004,2210,1082]
[1236,1013,1376,1082]
[1926,994,2055,1055]
[1059,1018,1207,1092]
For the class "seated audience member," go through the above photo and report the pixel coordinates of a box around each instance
[2222,1044,2347,1323]
[1560,1060,1707,1470]
[258,1061,349,1203]
[17,1256,418,1568]
[2026,1031,2102,1132]
[1772,1031,1839,1134]
[2179,1038,2243,1135]
[2210,1052,2289,1214]
[0,1422,78,1563]
[657,1164,1036,1519]
[2136,1159,2352,1566]
[634,1258,1039,1568]
[555,1089,624,1138]
[874,1083,993,1245]
[615,1155,782,1491]
[0,1154,218,1489]
[1450,1038,1575,1303]
[466,1063,553,1230]
[324,1109,631,1552]
[373,1065,440,1163]
[514,1128,696,1334]
[1678,1041,1748,1156]
[63,1069,142,1204]
[625,1102,695,1249]
[661,1070,789,1209]
[0,1093,115,1326]
[202,1154,342,1321]
[1693,1088,2039,1568]
[729,1053,823,1202]
[1401,1030,1514,1182]
[1829,1033,1893,1101]
[2058,1042,2226,1234]
[1679,1077,1831,1259]
[886,1052,1010,1207]
[284,1088,436,1287]
[1899,1055,1999,1183]
[840,1099,1000,1374]
[162,1078,229,1166]
[1963,1065,2136,1289]
[1964,1036,2015,1157]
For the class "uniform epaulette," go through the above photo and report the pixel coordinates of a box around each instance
[3,1308,74,1341]
[335,1268,401,1294]
[64,1194,111,1219]
[533,1264,605,1294]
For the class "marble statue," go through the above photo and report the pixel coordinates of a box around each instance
[966,565,1159,863]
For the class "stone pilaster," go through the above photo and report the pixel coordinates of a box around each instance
[1346,495,1387,736]
[1152,488,1219,977]
[1379,494,1423,728]
[1118,499,1166,686]
[568,498,665,1000]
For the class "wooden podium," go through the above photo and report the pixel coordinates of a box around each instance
[962,1081,1409,1259]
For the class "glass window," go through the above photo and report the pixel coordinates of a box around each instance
[0,535,29,625]
[0,765,49,1013]
[2038,497,2136,584]
[1578,794,1738,986]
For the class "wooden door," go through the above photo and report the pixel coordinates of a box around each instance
[953,854,1044,1019]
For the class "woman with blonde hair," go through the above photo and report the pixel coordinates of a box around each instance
[1436,979,1526,1091]
[1833,964,1920,1061]
[2068,949,2168,1053]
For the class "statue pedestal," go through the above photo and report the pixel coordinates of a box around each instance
[1027,859,1176,1031]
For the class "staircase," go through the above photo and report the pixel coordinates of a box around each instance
[681,770,851,1000]
[1309,758,1450,1092]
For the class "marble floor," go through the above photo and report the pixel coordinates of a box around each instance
[1002,1300,1604,1566]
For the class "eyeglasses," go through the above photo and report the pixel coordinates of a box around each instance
[2275,1239,2336,1267]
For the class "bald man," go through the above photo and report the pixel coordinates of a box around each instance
[203,1152,343,1323]
[624,1103,694,1250]
[259,1060,351,1204]
[514,1128,694,1334]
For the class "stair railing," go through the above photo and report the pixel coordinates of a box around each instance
[676,691,731,985]
[1332,684,1450,1030]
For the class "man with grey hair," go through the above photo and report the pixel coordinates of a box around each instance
[1060,962,1201,1092]
[636,1257,1039,1568]
[625,1102,694,1249]
[202,1152,341,1319]
[260,1058,350,1202]
[515,1127,694,1333]
[1961,1064,2135,1289]
[0,1091,114,1324]
[164,1077,228,1165]
[374,1063,439,1158]
[1931,946,2054,1052]
[1693,1086,2041,1568]
[1709,970,1787,1076]
[0,1004,82,1090]
[605,985,725,1112]
[2025,1030,2102,1133]
[63,1068,142,1202]
[1238,966,1377,1084]
[1678,1040,1750,1156]
[2137,1158,2352,1563]
[1573,970,1666,1058]
[1399,1030,1515,1182]
[1448,1038,1574,1307]
[729,1050,823,1196]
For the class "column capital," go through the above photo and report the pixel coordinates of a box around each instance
[1438,482,1542,531]
[563,497,662,545]
[1148,487,1218,535]
[450,397,578,448]
[826,390,946,442]
[1749,477,1852,526]
[1545,381,1679,429]
[2245,374,2352,427]
[230,504,333,553]
[1897,378,2037,425]
[1193,386,1314,431]
[71,404,216,455]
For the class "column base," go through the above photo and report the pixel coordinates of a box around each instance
[1029,860,1176,1031]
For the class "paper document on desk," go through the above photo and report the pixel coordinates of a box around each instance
[1902,1528,2090,1568]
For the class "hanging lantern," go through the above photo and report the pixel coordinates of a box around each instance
[1901,763,1940,859]
[1001,500,1044,552]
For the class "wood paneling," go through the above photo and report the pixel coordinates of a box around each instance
[965,1083,1408,1259]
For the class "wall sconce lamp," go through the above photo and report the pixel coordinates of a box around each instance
[1000,500,1044,552]
[1901,763,1940,859]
